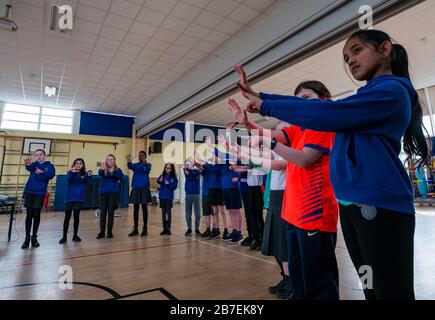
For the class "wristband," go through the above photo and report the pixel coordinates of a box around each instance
[271,138,278,150]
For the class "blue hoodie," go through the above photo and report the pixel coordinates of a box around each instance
[24,161,56,195]
[128,162,152,189]
[157,173,178,200]
[65,171,92,203]
[201,169,211,196]
[203,164,219,189]
[98,168,124,194]
[260,75,417,214]
[184,168,200,195]
[220,164,240,190]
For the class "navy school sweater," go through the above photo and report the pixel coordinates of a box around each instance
[214,148,241,190]
[203,164,219,190]
[184,168,200,195]
[157,173,178,201]
[201,169,211,196]
[98,168,124,194]
[260,75,417,214]
[24,161,56,196]
[65,171,92,203]
[128,162,152,189]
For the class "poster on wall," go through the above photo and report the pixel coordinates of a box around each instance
[22,138,52,155]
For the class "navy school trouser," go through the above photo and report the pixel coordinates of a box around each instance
[286,224,339,300]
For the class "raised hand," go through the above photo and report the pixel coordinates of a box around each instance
[100,162,107,171]
[234,65,259,97]
[71,166,79,173]
[227,98,248,130]
[126,154,132,162]
[217,134,228,149]
[249,135,264,149]
[24,158,32,166]
[87,170,93,176]
[242,91,263,114]
[228,142,240,156]
[204,136,212,147]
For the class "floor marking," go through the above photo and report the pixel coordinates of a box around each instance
[1,241,191,270]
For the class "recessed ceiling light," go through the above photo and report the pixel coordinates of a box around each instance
[44,86,57,97]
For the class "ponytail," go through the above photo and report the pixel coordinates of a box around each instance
[391,43,430,167]
[349,30,430,167]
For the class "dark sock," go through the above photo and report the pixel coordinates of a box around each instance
[73,209,80,236]
[63,209,72,237]
[25,208,34,238]
[32,208,41,237]
[133,204,139,230]
[142,204,148,230]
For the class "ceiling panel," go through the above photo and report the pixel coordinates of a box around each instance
[0,0,277,112]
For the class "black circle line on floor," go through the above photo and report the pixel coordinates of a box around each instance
[0,281,121,299]
[0,281,178,300]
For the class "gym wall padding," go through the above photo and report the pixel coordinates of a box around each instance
[79,111,134,138]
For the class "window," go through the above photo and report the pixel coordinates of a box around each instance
[1,103,74,133]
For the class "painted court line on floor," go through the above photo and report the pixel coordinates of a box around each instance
[1,241,192,270]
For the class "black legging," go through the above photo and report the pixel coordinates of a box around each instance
[247,186,264,241]
[100,192,118,234]
[162,208,172,229]
[25,207,41,238]
[63,209,80,237]
[133,204,148,231]
[242,191,251,239]
[339,204,415,300]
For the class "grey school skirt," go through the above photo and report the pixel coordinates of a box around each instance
[261,190,288,261]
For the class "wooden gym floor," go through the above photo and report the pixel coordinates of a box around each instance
[0,204,434,300]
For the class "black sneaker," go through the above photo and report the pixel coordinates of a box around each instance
[185,229,192,236]
[140,230,148,237]
[269,279,285,294]
[160,229,167,235]
[107,232,113,238]
[222,228,229,239]
[21,237,30,249]
[223,230,236,242]
[277,276,293,299]
[200,228,211,238]
[209,228,221,239]
[128,229,139,237]
[32,236,39,248]
[255,240,262,251]
[249,239,258,250]
[59,237,67,244]
[240,237,252,247]
[72,235,82,242]
[166,229,172,235]
[230,231,243,244]
[96,233,105,239]
[195,229,201,236]
[31,236,40,248]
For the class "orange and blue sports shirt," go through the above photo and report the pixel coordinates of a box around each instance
[281,126,338,233]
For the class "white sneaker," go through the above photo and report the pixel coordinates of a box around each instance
[114,210,121,217]
[95,209,100,217]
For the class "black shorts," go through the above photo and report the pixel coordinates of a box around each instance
[24,193,45,209]
[208,188,224,206]
[159,198,173,210]
[202,195,213,216]
[65,202,83,210]
[223,188,242,210]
